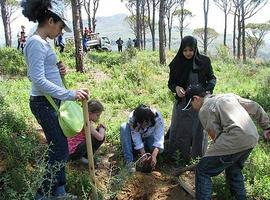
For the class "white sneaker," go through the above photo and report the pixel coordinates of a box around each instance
[80,157,89,165]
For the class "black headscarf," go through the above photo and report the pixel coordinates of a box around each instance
[169,35,202,71]
[168,35,216,99]
[168,36,205,90]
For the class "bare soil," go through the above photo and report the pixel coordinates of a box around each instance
[114,171,193,200]
[90,146,194,200]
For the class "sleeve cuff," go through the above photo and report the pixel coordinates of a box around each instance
[68,90,76,101]
[134,143,144,150]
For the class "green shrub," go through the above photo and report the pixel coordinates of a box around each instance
[88,52,122,67]
[0,48,27,76]
[214,44,233,63]
[0,96,47,200]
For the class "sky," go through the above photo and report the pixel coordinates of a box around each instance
[95,0,270,33]
[1,0,270,45]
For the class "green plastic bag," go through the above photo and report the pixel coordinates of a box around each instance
[45,96,84,137]
[58,101,84,137]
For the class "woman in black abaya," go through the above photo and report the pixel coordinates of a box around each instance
[167,36,216,162]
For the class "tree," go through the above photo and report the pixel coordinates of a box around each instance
[240,0,267,62]
[83,0,100,32]
[141,0,147,49]
[165,0,179,50]
[92,0,99,32]
[71,0,84,72]
[173,8,192,40]
[231,0,240,58]
[136,0,142,49]
[245,22,270,58]
[0,0,18,47]
[193,27,219,53]
[159,0,166,64]
[146,0,159,51]
[78,0,83,37]
[232,0,267,61]
[125,15,137,37]
[203,0,210,54]
[84,0,91,30]
[213,0,231,46]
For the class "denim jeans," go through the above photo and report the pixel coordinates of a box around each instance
[30,96,69,197]
[195,148,252,200]
[120,122,155,164]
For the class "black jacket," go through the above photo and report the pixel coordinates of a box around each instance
[168,36,216,101]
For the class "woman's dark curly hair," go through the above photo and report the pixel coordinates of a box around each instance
[132,104,156,129]
[21,0,61,25]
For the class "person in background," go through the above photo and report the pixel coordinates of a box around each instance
[116,37,124,52]
[120,104,164,172]
[133,38,139,48]
[126,38,133,49]
[184,84,270,200]
[57,32,65,53]
[84,27,89,36]
[68,100,106,165]
[83,28,89,52]
[20,31,27,53]
[167,35,216,163]
[22,0,88,199]
[17,25,26,50]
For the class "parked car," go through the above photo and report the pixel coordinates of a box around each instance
[86,33,112,52]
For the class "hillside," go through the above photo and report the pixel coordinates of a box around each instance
[0,47,270,199]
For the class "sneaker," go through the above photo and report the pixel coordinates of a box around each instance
[80,157,89,165]
[126,162,136,173]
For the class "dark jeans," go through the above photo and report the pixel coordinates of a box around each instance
[30,96,68,196]
[59,44,64,53]
[17,40,20,50]
[118,45,122,52]
[195,148,252,200]
[69,136,105,160]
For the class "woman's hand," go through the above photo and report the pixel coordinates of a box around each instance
[175,86,186,98]
[75,88,89,101]
[150,155,157,168]
[150,147,159,168]
[57,61,67,76]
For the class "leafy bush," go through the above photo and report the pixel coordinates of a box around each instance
[88,52,123,67]
[0,48,27,76]
[214,44,233,63]
[0,96,47,199]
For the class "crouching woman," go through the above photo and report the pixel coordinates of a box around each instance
[120,104,165,172]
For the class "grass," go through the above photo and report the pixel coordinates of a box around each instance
[0,47,270,199]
